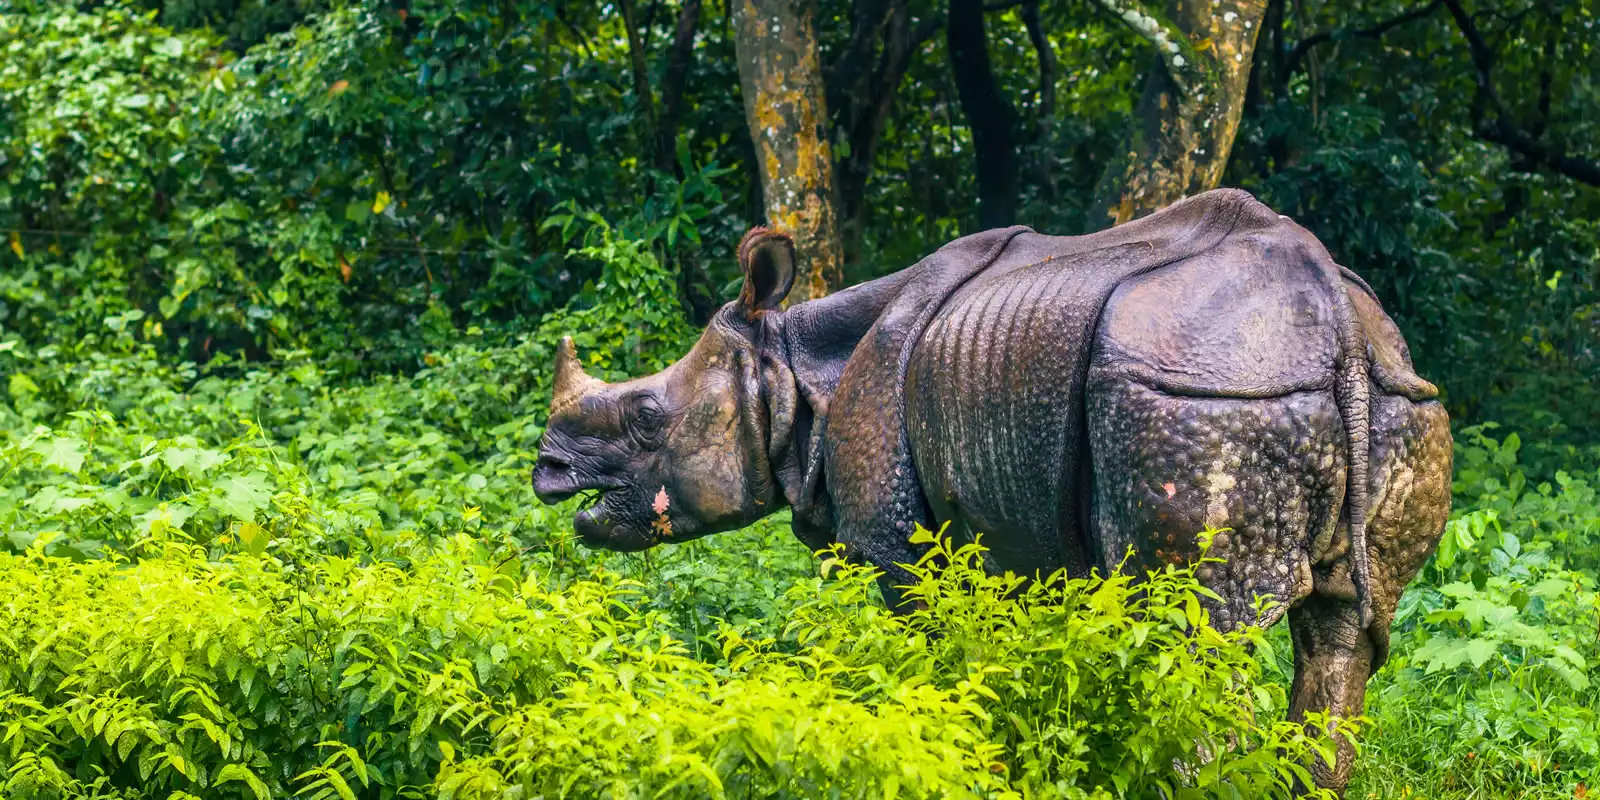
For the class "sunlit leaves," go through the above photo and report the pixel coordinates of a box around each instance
[210,473,272,523]
[32,435,86,474]
[0,529,1346,799]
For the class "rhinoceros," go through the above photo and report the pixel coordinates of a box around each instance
[531,188,1451,792]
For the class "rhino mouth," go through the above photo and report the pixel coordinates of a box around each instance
[532,458,655,551]
[574,489,605,513]
[570,487,655,551]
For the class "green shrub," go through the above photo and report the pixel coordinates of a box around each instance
[1347,425,1600,799]
[0,220,695,565]
[0,530,1341,799]
[0,5,224,346]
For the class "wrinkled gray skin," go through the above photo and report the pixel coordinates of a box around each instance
[532,189,1452,794]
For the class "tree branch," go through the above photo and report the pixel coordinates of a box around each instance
[1442,0,1600,187]
[656,0,702,171]
[829,1,941,248]
[825,0,894,118]
[949,0,1021,226]
[911,15,944,47]
[1019,0,1056,122]
[1085,0,1194,99]
[617,0,658,129]
[1283,0,1442,77]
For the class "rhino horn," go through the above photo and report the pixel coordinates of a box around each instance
[552,336,603,414]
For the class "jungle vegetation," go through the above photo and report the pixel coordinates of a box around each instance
[0,0,1596,797]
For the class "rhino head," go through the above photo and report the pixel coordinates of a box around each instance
[532,229,802,551]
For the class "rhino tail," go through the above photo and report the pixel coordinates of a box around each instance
[1322,254,1375,631]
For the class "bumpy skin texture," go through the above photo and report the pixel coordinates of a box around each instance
[1085,382,1343,630]
[1287,394,1451,791]
[533,189,1451,796]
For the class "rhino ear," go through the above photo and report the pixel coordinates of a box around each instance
[736,227,796,317]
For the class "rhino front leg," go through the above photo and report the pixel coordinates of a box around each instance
[846,530,932,612]
[1287,594,1371,794]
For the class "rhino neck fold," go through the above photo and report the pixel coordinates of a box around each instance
[754,269,925,549]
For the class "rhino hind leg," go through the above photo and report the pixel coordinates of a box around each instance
[1285,593,1371,793]
[1086,372,1346,632]
[1285,394,1451,794]
[1307,394,1453,666]
[1090,367,1452,794]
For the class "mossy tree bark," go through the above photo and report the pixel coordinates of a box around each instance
[733,0,845,302]
[1087,0,1270,229]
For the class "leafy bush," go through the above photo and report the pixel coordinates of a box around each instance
[0,5,225,345]
[0,528,1341,799]
[1347,426,1600,799]
[0,2,738,371]
[795,530,1347,798]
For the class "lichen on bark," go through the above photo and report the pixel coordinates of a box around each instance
[1088,0,1269,228]
[732,0,845,302]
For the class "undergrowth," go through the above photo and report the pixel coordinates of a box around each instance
[0,529,1343,799]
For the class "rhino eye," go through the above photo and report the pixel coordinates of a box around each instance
[627,395,665,444]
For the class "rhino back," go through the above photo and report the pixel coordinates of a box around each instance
[1091,232,1341,398]
[905,221,1365,584]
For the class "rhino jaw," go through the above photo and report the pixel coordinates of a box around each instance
[533,475,655,551]
[532,454,653,551]
[567,487,653,551]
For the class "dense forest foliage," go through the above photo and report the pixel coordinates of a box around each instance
[0,0,1596,797]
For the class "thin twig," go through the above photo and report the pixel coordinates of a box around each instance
[1441,0,1600,186]
[1283,0,1443,77]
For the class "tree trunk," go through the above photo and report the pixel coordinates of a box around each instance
[949,0,1021,229]
[829,4,940,261]
[618,0,659,147]
[732,0,845,302]
[656,0,703,174]
[1087,0,1269,228]
[1020,1,1057,124]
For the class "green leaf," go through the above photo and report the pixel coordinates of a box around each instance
[161,446,228,477]
[322,769,357,800]
[216,764,270,800]
[237,522,268,555]
[1462,638,1498,669]
[154,37,185,58]
[212,472,273,523]
[34,436,87,473]
[8,371,39,400]
[25,486,96,514]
